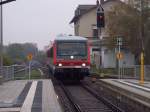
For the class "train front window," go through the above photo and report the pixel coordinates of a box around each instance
[57,42,87,56]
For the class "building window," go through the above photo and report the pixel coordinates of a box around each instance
[93,29,98,38]
[104,49,109,54]
[92,48,100,52]
[75,24,79,36]
[92,25,98,38]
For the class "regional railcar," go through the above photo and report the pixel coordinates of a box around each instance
[47,35,90,80]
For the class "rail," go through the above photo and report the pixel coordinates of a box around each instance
[59,81,82,112]
[59,80,124,112]
[81,83,124,112]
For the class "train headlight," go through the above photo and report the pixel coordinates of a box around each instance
[82,63,86,67]
[58,63,62,67]
[70,56,74,59]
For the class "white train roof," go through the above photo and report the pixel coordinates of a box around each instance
[55,35,87,41]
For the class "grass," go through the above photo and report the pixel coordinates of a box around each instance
[25,69,42,79]
[90,64,117,78]
[14,69,42,80]
[90,64,135,78]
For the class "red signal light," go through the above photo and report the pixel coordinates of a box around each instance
[97,12,105,28]
[99,16,103,19]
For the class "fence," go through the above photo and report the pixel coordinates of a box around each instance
[91,64,150,81]
[0,64,150,81]
[0,65,28,81]
[113,65,150,81]
[134,65,150,81]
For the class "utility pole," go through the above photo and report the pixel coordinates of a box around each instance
[27,53,33,80]
[0,0,16,77]
[0,0,3,77]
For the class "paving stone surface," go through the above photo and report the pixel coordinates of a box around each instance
[0,80,28,105]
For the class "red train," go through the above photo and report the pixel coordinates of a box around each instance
[47,35,90,80]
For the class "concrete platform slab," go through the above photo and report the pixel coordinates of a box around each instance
[0,79,63,112]
[101,79,150,98]
[122,79,150,88]
[42,80,62,112]
[99,79,150,106]
[96,79,150,112]
[21,81,37,112]
[117,80,150,92]
[0,107,20,112]
[0,80,29,107]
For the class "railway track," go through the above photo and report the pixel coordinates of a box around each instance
[59,81,124,112]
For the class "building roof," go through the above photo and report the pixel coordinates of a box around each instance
[70,5,96,24]
[70,0,122,24]
[55,35,87,41]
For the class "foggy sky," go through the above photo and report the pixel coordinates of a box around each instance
[3,0,96,50]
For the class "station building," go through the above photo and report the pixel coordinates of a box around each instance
[70,0,135,68]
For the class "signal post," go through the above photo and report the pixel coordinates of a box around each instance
[27,53,33,80]
[96,0,105,69]
[116,37,123,79]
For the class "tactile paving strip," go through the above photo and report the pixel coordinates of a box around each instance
[14,81,32,107]
[0,81,32,108]
[31,81,43,112]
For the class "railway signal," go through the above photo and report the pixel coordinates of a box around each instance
[96,0,105,69]
[96,0,105,28]
[97,7,105,28]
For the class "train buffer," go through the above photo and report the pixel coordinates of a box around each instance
[0,80,62,112]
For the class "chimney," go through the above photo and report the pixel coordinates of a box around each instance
[96,0,99,6]
[100,0,104,4]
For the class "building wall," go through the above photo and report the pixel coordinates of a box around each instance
[119,50,135,68]
[102,47,116,68]
[73,0,135,68]
[74,21,80,36]
[74,1,121,38]
[78,9,96,38]
[101,47,135,68]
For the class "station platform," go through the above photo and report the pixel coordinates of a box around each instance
[0,79,62,112]
[98,79,150,111]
